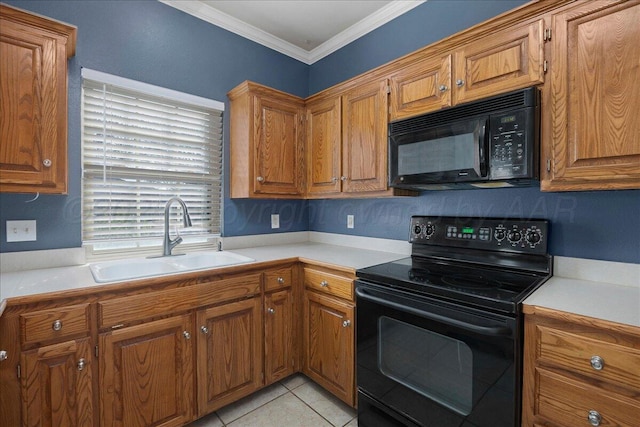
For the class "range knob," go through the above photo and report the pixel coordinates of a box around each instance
[494,229,506,241]
[525,229,542,246]
[507,229,522,243]
[424,224,435,237]
[413,224,422,235]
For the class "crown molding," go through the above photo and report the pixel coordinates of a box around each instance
[159,0,425,65]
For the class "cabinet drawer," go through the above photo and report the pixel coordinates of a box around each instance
[264,267,293,292]
[538,325,640,390]
[536,367,640,427]
[20,303,90,345]
[304,267,353,301]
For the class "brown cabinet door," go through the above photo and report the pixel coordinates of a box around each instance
[99,315,194,427]
[0,6,74,194]
[306,96,342,195]
[264,289,294,385]
[196,297,262,416]
[303,291,355,406]
[253,95,305,195]
[453,19,544,105]
[389,55,452,120]
[543,0,640,191]
[21,337,94,427]
[341,79,389,193]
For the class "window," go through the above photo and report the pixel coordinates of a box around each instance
[81,69,224,256]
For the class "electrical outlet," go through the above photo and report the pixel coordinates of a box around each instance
[347,215,354,229]
[6,220,37,242]
[271,214,280,229]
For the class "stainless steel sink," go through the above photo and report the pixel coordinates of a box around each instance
[89,251,254,283]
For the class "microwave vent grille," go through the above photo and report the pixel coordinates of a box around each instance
[390,87,536,135]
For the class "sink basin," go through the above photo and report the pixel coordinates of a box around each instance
[90,251,254,283]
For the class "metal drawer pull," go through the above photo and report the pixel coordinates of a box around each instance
[52,320,63,331]
[43,159,52,167]
[200,326,209,335]
[277,277,285,284]
[590,355,604,370]
[342,320,351,328]
[320,280,329,287]
[587,410,601,426]
[268,308,275,314]
[256,176,264,182]
[0,350,7,361]
[456,79,465,87]
[77,358,86,371]
[439,84,448,92]
[183,331,191,340]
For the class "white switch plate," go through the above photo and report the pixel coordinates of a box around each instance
[6,220,37,242]
[271,214,280,229]
[347,215,355,229]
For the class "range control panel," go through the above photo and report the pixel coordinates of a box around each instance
[410,216,548,254]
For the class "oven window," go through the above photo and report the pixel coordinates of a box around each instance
[398,132,476,175]
[378,316,473,416]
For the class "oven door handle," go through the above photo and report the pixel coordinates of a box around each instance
[355,287,513,337]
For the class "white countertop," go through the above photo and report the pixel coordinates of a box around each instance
[0,241,407,303]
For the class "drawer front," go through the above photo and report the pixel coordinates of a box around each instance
[538,325,640,390]
[264,267,293,292]
[536,367,640,427]
[304,267,353,301]
[20,303,91,345]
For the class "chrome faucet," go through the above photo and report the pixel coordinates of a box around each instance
[162,197,192,256]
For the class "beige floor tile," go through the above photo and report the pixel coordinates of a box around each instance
[291,381,356,427]
[280,372,309,391]
[187,411,224,427]
[228,393,332,427]
[216,382,288,424]
[344,417,358,427]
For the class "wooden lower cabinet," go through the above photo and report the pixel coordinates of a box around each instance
[522,306,640,427]
[196,297,262,416]
[264,288,295,385]
[303,291,355,406]
[21,337,94,427]
[99,314,194,427]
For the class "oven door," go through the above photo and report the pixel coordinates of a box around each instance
[356,280,520,427]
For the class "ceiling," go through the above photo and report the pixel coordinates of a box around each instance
[159,0,425,64]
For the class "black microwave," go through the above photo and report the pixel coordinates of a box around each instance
[389,87,540,190]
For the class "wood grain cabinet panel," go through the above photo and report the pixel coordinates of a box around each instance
[306,96,342,195]
[21,337,93,427]
[264,288,295,385]
[522,307,640,427]
[542,0,640,191]
[196,297,262,416]
[99,314,194,427]
[0,4,76,193]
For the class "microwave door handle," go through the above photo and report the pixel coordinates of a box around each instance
[355,287,512,337]
[478,120,488,177]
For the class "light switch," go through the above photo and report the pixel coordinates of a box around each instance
[6,220,37,242]
[347,215,355,229]
[271,214,280,229]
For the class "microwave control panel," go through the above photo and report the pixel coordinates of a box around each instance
[488,108,535,180]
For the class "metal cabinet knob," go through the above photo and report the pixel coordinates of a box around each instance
[268,308,275,314]
[0,350,7,361]
[52,320,63,331]
[320,280,329,287]
[340,176,347,181]
[587,410,601,426]
[456,79,465,87]
[183,331,191,340]
[342,320,351,328]
[277,277,285,284]
[256,176,264,182]
[439,84,448,92]
[331,177,338,183]
[200,326,209,335]
[43,159,52,167]
[77,358,86,371]
[590,355,604,370]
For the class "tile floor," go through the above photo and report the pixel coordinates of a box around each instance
[188,374,358,427]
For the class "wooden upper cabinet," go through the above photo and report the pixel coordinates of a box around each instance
[389,55,452,120]
[341,79,389,193]
[228,81,305,198]
[0,4,76,194]
[306,96,342,195]
[542,0,640,191]
[453,19,544,105]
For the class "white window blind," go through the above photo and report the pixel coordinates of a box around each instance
[81,69,223,250]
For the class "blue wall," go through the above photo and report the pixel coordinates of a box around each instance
[0,0,309,252]
[1,0,638,264]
